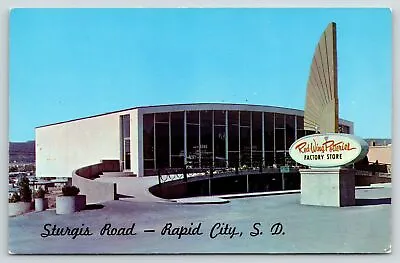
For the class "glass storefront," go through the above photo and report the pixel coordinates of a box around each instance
[142,110,351,174]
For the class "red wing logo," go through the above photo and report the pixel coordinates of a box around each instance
[294,139,357,154]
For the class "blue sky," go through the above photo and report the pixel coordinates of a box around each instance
[9,8,392,142]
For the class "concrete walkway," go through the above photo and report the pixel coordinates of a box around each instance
[95,176,167,202]
[96,174,392,205]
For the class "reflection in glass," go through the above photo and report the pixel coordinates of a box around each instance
[264,112,274,151]
[170,112,184,157]
[297,116,304,130]
[228,151,239,168]
[286,115,295,150]
[214,110,226,126]
[155,123,169,169]
[171,156,184,168]
[186,124,199,168]
[275,113,285,128]
[275,129,285,151]
[296,116,305,139]
[141,109,313,174]
[143,114,154,160]
[265,151,274,166]
[187,111,199,124]
[155,112,169,123]
[122,114,130,138]
[200,111,213,167]
[228,111,239,151]
[240,127,251,166]
[276,151,285,166]
[240,111,251,126]
[252,151,263,167]
[121,114,131,171]
[214,125,226,167]
[252,112,262,151]
[144,160,154,170]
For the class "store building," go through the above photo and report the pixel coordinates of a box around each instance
[35,103,353,178]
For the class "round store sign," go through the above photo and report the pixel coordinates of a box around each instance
[289,133,369,168]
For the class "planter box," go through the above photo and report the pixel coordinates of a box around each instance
[75,195,87,212]
[34,198,48,212]
[56,196,76,214]
[9,202,32,216]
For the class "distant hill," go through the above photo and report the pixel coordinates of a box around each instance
[9,141,35,163]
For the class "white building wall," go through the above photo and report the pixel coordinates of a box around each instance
[36,112,129,178]
[130,109,141,176]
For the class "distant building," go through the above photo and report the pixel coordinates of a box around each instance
[367,145,391,165]
[365,138,392,147]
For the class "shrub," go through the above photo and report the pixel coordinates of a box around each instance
[62,185,80,196]
[18,176,32,202]
[9,192,21,203]
[35,187,46,199]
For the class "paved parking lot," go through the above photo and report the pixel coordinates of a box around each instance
[9,187,391,254]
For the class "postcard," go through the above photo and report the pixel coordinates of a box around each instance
[8,8,392,254]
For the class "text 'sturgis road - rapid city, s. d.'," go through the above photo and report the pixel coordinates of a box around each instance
[40,222,285,240]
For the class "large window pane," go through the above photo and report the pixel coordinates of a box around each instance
[264,112,274,151]
[214,110,226,125]
[200,111,213,152]
[275,129,285,151]
[252,111,262,151]
[143,114,154,160]
[252,151,263,167]
[296,116,304,130]
[275,113,284,128]
[240,111,251,126]
[200,111,213,167]
[265,151,274,166]
[276,152,285,166]
[171,112,184,156]
[286,115,295,150]
[214,126,226,167]
[187,111,199,124]
[155,112,169,123]
[144,160,154,170]
[228,152,239,168]
[240,127,251,165]
[187,124,199,168]
[240,153,251,166]
[171,156,184,168]
[228,111,239,125]
[201,153,213,168]
[228,111,239,151]
[297,129,305,139]
[155,123,169,169]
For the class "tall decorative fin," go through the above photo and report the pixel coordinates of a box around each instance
[304,22,338,133]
